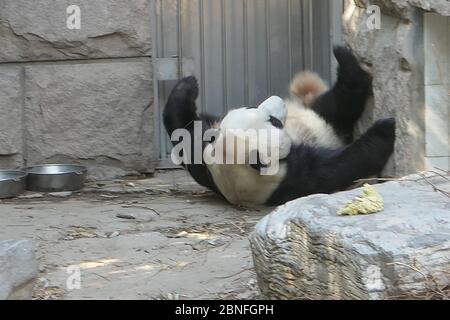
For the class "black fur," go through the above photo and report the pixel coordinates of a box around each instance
[266,118,395,205]
[163,77,222,195]
[312,46,372,143]
[163,46,395,206]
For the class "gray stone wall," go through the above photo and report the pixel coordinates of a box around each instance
[343,0,450,176]
[0,0,155,180]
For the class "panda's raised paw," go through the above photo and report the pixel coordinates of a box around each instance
[173,76,199,101]
[333,45,359,67]
[368,118,396,140]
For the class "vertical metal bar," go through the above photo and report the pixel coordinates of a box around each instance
[296,0,304,72]
[159,1,165,57]
[221,0,228,113]
[243,0,250,108]
[265,0,272,94]
[160,1,170,158]
[199,0,206,113]
[330,0,343,84]
[150,0,162,161]
[308,0,314,70]
[288,0,293,80]
[301,0,309,70]
[159,0,169,159]
[177,0,183,79]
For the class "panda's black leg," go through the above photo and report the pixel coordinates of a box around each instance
[163,76,201,137]
[266,118,395,206]
[312,46,372,143]
[163,76,221,193]
[319,118,395,190]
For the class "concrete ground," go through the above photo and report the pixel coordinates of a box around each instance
[0,170,272,300]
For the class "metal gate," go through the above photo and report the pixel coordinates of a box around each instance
[151,0,343,164]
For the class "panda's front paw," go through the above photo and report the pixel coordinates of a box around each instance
[174,76,200,101]
[369,118,396,141]
[333,46,358,66]
[365,118,396,158]
[334,45,372,87]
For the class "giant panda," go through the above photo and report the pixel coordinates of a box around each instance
[163,46,396,206]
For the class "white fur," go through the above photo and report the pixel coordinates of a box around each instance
[205,96,343,206]
[218,98,292,160]
[285,100,344,149]
[259,96,287,123]
[206,159,287,206]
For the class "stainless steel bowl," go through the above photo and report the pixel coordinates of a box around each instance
[0,171,27,199]
[26,164,87,192]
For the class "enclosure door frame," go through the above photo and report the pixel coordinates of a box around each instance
[150,0,344,168]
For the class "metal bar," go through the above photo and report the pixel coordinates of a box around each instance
[243,0,250,108]
[265,0,272,94]
[308,0,314,70]
[177,0,183,79]
[159,0,168,160]
[151,0,171,161]
[288,0,293,80]
[221,0,228,113]
[199,0,206,113]
[330,0,343,83]
[149,0,162,161]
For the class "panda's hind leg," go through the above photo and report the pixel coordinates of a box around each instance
[311,46,372,144]
[163,76,201,137]
[318,117,396,191]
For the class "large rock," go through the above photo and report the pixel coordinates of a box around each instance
[0,66,24,169]
[353,0,450,19]
[0,240,38,300]
[250,174,450,299]
[0,0,152,62]
[343,0,438,176]
[24,60,155,180]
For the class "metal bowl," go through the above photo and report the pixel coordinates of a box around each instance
[0,171,27,199]
[26,164,87,192]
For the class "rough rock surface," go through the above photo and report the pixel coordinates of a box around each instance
[353,0,450,19]
[250,174,450,300]
[24,60,155,180]
[344,0,431,176]
[0,240,38,300]
[0,0,152,62]
[0,67,24,169]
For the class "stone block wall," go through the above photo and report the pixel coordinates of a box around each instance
[0,0,155,180]
[424,12,450,171]
[343,0,450,176]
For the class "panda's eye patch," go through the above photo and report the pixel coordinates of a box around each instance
[269,116,283,129]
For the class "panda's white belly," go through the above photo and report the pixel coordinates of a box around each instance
[206,163,287,206]
[203,100,341,206]
[285,101,344,149]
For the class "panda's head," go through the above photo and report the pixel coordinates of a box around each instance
[221,96,287,130]
[205,96,292,175]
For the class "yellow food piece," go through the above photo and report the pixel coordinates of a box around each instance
[338,184,384,216]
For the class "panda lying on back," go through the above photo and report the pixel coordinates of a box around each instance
[163,46,395,206]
